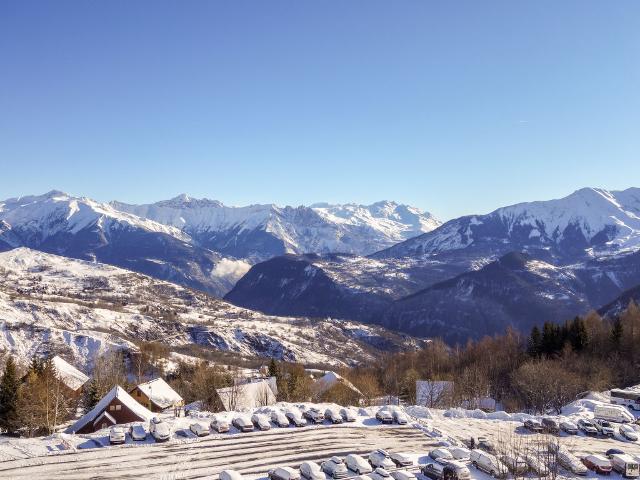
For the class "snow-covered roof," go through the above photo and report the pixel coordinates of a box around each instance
[314,371,362,397]
[216,378,276,411]
[135,378,183,409]
[52,355,89,391]
[66,385,153,433]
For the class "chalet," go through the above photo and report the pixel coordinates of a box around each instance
[66,385,154,434]
[312,371,363,404]
[52,355,89,395]
[216,377,276,411]
[130,378,184,412]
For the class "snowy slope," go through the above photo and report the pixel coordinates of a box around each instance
[0,248,423,369]
[112,196,440,260]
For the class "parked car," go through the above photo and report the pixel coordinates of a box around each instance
[577,418,599,436]
[430,448,454,461]
[553,446,588,475]
[595,404,635,423]
[560,420,579,434]
[286,409,307,427]
[346,454,373,474]
[210,416,230,433]
[607,449,626,459]
[220,470,244,480]
[321,456,349,479]
[470,449,507,478]
[369,449,395,469]
[594,418,616,436]
[390,452,413,467]
[271,410,290,428]
[582,454,613,474]
[376,409,393,424]
[325,408,343,424]
[232,415,254,432]
[450,447,471,461]
[541,417,560,434]
[370,468,392,480]
[251,413,271,431]
[620,424,639,441]
[393,410,408,425]
[149,417,171,442]
[269,467,301,480]
[300,461,325,480]
[610,453,640,478]
[524,419,544,433]
[303,407,325,424]
[340,408,357,422]
[109,426,126,445]
[468,436,496,453]
[524,454,549,477]
[389,471,416,480]
[130,423,147,441]
[189,422,210,437]
[500,455,528,475]
[423,460,472,480]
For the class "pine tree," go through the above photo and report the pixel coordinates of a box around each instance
[611,318,623,350]
[527,326,542,357]
[84,379,100,411]
[268,358,279,378]
[0,357,22,434]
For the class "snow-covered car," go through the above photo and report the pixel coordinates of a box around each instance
[369,449,395,469]
[500,455,528,475]
[429,448,453,461]
[470,449,507,478]
[390,452,413,467]
[468,436,496,453]
[303,407,325,424]
[210,416,230,433]
[300,461,325,480]
[340,408,357,422]
[577,419,599,436]
[232,415,254,432]
[376,409,393,424]
[582,454,612,474]
[393,410,408,425]
[560,420,578,434]
[389,471,416,480]
[450,447,471,461]
[109,426,126,445]
[149,417,171,442]
[620,424,639,441]
[554,447,588,475]
[541,417,560,434]
[130,423,147,441]
[524,419,543,432]
[524,454,549,476]
[346,454,373,475]
[271,410,290,428]
[325,408,343,424]
[189,422,209,437]
[370,468,392,480]
[220,470,244,480]
[594,418,616,436]
[286,409,307,427]
[269,467,301,480]
[321,456,349,479]
[606,448,625,458]
[251,413,271,431]
[423,460,472,480]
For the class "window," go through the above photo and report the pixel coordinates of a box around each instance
[115,405,122,411]
[109,405,115,411]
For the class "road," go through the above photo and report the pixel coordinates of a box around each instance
[0,425,437,480]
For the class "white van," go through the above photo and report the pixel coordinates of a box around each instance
[595,404,635,423]
[611,454,640,478]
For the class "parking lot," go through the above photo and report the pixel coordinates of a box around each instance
[0,424,437,480]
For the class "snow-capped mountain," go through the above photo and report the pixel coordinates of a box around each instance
[227,188,640,340]
[376,187,640,262]
[111,196,440,261]
[0,248,424,368]
[0,191,249,296]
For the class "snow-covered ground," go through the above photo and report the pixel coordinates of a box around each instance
[1,397,639,480]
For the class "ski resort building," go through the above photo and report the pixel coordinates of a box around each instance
[130,378,184,412]
[52,355,89,395]
[66,386,154,434]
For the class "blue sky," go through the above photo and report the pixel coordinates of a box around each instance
[1,1,638,220]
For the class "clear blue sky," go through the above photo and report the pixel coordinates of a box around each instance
[1,1,638,220]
